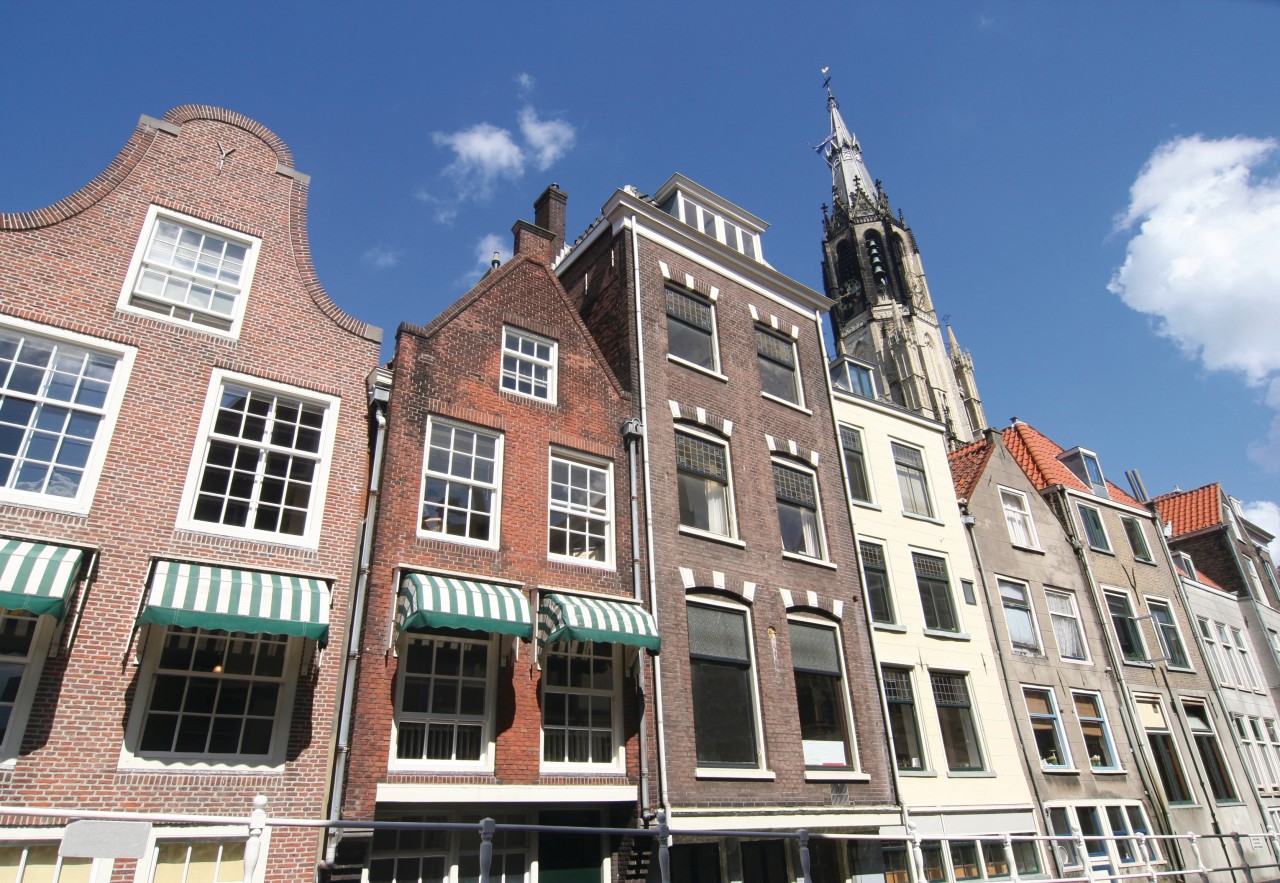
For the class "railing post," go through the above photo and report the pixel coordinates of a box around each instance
[1136,832,1157,883]
[798,829,811,883]
[1003,832,1021,883]
[1269,822,1280,865]
[1073,831,1095,883]
[243,794,267,883]
[478,817,495,883]
[908,824,926,883]
[1186,831,1210,883]
[657,811,670,883]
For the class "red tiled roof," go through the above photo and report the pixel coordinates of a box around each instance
[1000,423,1144,508]
[1150,483,1222,538]
[1174,559,1226,591]
[948,439,994,501]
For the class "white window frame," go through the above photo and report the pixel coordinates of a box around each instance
[1137,695,1195,805]
[1176,551,1197,580]
[500,326,558,404]
[1077,503,1112,553]
[120,625,302,771]
[392,632,498,773]
[1045,589,1090,664]
[755,326,804,408]
[0,609,57,763]
[688,596,769,776]
[0,315,136,515]
[1215,621,1247,686]
[131,825,265,883]
[0,832,112,883]
[1121,516,1153,562]
[117,205,261,339]
[1072,690,1122,772]
[892,440,935,520]
[1145,597,1191,670]
[998,577,1042,656]
[1104,588,1148,664]
[772,459,829,563]
[546,451,615,569]
[417,417,503,549]
[1182,701,1239,804]
[674,427,737,541]
[1231,627,1263,690]
[999,487,1040,549]
[539,639,625,774]
[1244,558,1266,601]
[1024,686,1072,770]
[788,613,860,775]
[175,370,339,549]
[664,286,721,375]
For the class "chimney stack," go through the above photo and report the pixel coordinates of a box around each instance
[534,183,567,257]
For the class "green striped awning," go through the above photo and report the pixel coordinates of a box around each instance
[398,574,533,638]
[538,593,661,653]
[140,560,331,641]
[0,540,84,620]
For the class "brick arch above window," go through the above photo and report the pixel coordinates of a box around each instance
[657,263,720,304]
[677,567,756,603]
[778,589,844,620]
[764,435,820,468]
[746,304,800,340]
[668,401,733,437]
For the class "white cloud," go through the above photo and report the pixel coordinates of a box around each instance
[518,106,575,170]
[1110,134,1280,467]
[432,123,526,201]
[1242,500,1280,560]
[361,245,401,270]
[456,233,514,287]
[515,72,535,95]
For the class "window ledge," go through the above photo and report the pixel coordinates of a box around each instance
[1166,666,1197,674]
[547,555,616,573]
[1059,657,1095,666]
[1090,768,1127,775]
[759,391,812,415]
[781,551,837,570]
[1122,660,1155,669]
[852,500,881,511]
[667,354,728,382]
[946,769,995,778]
[897,769,937,777]
[172,523,320,553]
[804,769,870,783]
[1011,544,1045,555]
[695,767,776,781]
[678,525,745,548]
[1087,547,1116,556]
[923,628,971,642]
[901,511,945,526]
[873,622,907,634]
[415,531,500,551]
[1133,558,1158,567]
[1041,766,1081,775]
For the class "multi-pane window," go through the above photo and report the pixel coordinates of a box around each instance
[1024,687,1070,768]
[882,666,924,771]
[501,327,556,402]
[756,328,801,404]
[1147,599,1190,669]
[914,553,958,633]
[688,603,759,768]
[1078,504,1111,552]
[1049,804,1159,869]
[831,359,877,399]
[138,627,288,757]
[396,635,490,766]
[126,212,254,333]
[1183,702,1237,803]
[1245,558,1266,601]
[1105,591,1147,663]
[368,813,530,883]
[0,328,122,503]
[1197,619,1226,683]
[789,620,852,769]
[1121,516,1152,562]
[675,432,734,537]
[150,840,245,883]
[190,380,329,540]
[665,287,717,371]
[1235,715,1280,793]
[1231,628,1262,689]
[0,843,93,882]
[839,425,873,504]
[420,420,500,544]
[1081,452,1107,495]
[1176,551,1197,580]
[1138,697,1192,804]
[773,462,825,559]
[0,610,42,753]
[542,641,618,767]
[860,542,895,625]
[892,442,934,518]
[548,455,612,565]
[1046,590,1089,662]
[1000,489,1038,548]
[931,672,984,771]
[1074,692,1119,770]
[998,579,1040,654]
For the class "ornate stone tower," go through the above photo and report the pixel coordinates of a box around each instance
[818,82,986,445]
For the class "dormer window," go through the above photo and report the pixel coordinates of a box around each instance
[1176,551,1197,580]
[830,357,877,399]
[656,177,765,262]
[1059,447,1108,497]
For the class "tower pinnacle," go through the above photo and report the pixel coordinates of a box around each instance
[819,85,877,213]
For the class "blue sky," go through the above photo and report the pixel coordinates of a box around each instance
[5,1,1280,537]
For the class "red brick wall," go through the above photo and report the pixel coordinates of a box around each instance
[0,108,381,882]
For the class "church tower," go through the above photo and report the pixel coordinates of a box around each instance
[818,81,986,445]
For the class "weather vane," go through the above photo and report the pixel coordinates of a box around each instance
[822,66,831,91]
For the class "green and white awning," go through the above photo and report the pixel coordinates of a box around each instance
[398,574,533,638]
[140,560,331,641]
[0,539,84,620]
[538,593,661,653]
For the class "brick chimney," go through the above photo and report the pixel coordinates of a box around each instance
[534,183,567,256]
[511,219,554,263]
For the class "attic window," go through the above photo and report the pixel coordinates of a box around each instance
[1081,453,1106,495]
[671,195,760,261]
[830,357,876,399]
[1058,447,1108,497]
[1176,552,1197,580]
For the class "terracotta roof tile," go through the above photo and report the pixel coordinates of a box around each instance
[1174,559,1226,590]
[1000,423,1144,508]
[948,439,994,501]
[1151,483,1222,538]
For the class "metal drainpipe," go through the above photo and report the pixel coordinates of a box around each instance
[324,380,390,868]
[627,214,671,824]
[624,418,650,819]
[1053,487,1177,855]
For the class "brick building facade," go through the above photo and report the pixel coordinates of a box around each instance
[0,107,382,881]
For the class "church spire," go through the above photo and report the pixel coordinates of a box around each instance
[820,82,876,212]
